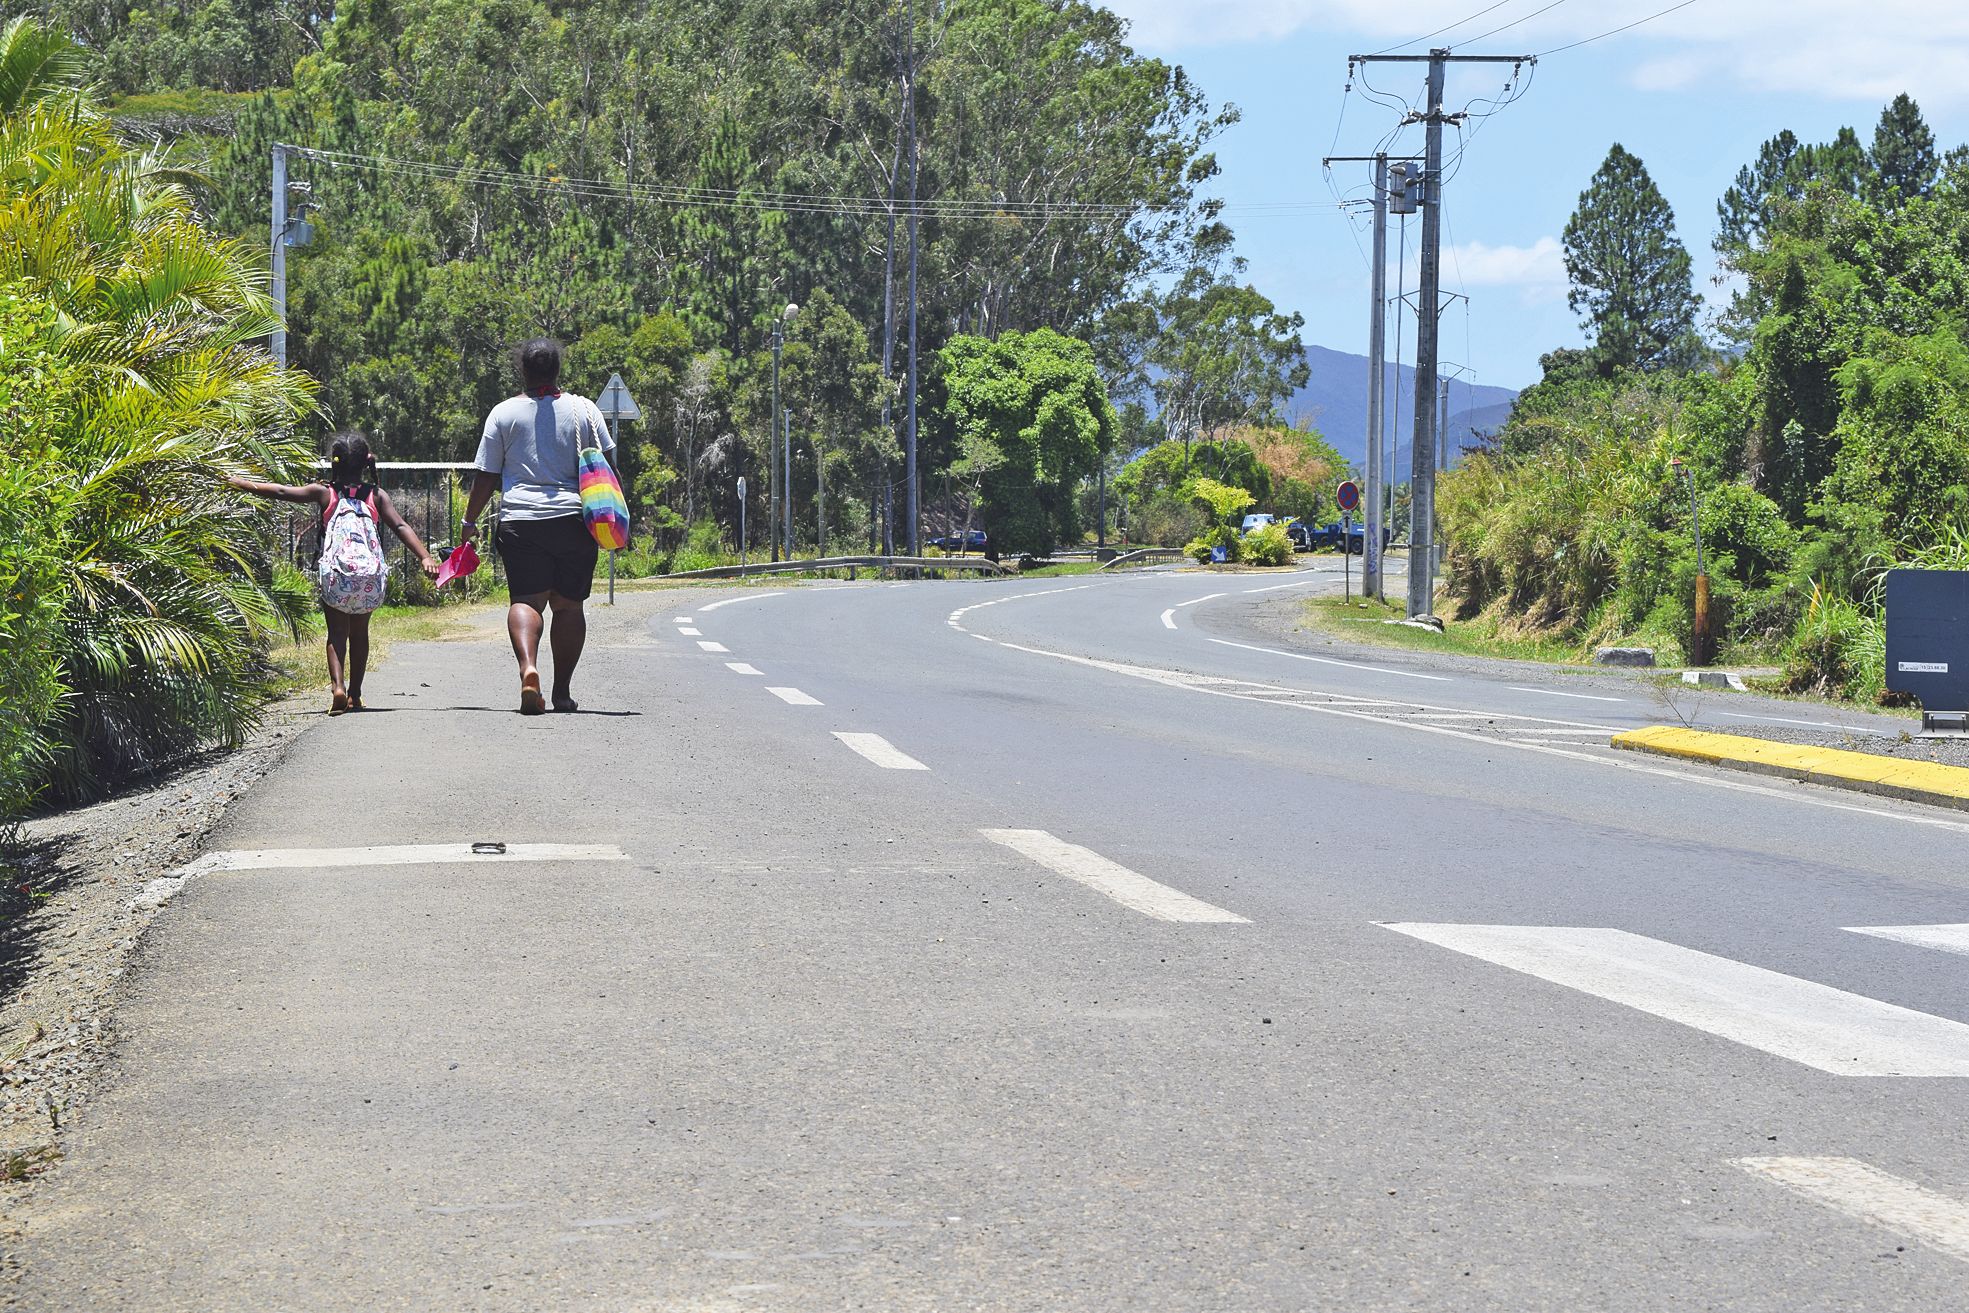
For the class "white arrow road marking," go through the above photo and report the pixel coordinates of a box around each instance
[1737,1157,1969,1263]
[981,829,1247,924]
[1160,609,1177,629]
[1384,924,1969,1076]
[697,641,729,653]
[833,732,929,770]
[767,687,822,706]
[725,662,763,676]
[1847,924,1969,957]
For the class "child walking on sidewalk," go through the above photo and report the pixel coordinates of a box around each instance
[229,433,440,714]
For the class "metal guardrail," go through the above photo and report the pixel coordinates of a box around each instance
[1097,547,1188,570]
[662,554,1012,581]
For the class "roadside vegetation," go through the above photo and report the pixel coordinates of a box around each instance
[1437,100,1969,707]
[0,19,317,813]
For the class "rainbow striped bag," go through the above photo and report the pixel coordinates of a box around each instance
[577,409,631,550]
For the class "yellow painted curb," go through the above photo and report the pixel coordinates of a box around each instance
[1612,725,1969,812]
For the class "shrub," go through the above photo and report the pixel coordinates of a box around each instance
[669,519,733,573]
[1185,524,1241,564]
[1242,520,1295,566]
[1780,580,1884,701]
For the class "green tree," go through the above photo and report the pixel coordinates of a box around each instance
[1144,244,1309,464]
[936,328,1114,556]
[1870,93,1937,209]
[1562,143,1700,373]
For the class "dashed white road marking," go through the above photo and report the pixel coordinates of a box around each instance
[699,592,786,611]
[1737,1157,1969,1263]
[833,732,930,770]
[677,627,702,636]
[1383,924,1969,1076]
[1847,924,1969,957]
[1207,637,1453,681]
[1506,686,1628,703]
[981,829,1247,924]
[673,616,693,623]
[1175,592,1227,609]
[725,662,764,676]
[767,687,822,706]
[697,640,730,653]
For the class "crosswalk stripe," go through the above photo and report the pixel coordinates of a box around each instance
[1737,1157,1969,1263]
[982,829,1247,924]
[1383,924,1969,1076]
[1847,924,1969,957]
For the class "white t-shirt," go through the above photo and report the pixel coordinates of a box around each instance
[473,391,617,521]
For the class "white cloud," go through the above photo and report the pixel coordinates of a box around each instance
[1105,1,1969,107]
[1447,236,1568,303]
[1396,236,1569,306]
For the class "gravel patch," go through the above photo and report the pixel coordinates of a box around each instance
[1690,722,1969,770]
[0,706,310,1184]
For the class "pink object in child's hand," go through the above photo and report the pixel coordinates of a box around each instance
[434,540,480,588]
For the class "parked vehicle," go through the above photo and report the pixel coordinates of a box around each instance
[1306,521,1393,554]
[1240,513,1277,534]
[930,528,988,552]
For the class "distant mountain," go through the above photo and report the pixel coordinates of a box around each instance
[1283,343,1521,473]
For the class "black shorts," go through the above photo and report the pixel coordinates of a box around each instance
[495,514,598,602]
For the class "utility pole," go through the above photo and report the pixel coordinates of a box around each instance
[903,0,922,557]
[270,143,289,367]
[1348,48,1530,618]
[1325,151,1422,600]
[1365,153,1387,600]
[783,406,794,559]
[879,11,904,559]
[1409,52,1447,619]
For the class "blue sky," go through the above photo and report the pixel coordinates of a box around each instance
[1102,0,1969,391]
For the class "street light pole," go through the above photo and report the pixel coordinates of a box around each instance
[770,318,783,563]
[769,302,799,563]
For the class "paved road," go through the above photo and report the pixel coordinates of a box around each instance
[16,566,1969,1310]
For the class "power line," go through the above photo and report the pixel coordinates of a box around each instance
[1535,0,1701,56]
[1461,0,1574,46]
[291,146,1361,221]
[1371,0,1520,56]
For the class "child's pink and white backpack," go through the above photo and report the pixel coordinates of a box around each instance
[318,486,389,614]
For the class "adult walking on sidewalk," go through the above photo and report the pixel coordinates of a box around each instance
[460,338,617,715]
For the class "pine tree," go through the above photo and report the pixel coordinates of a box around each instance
[1870,93,1937,207]
[1562,144,1700,373]
[1715,130,1800,254]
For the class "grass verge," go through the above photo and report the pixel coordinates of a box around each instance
[1303,594,1591,665]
